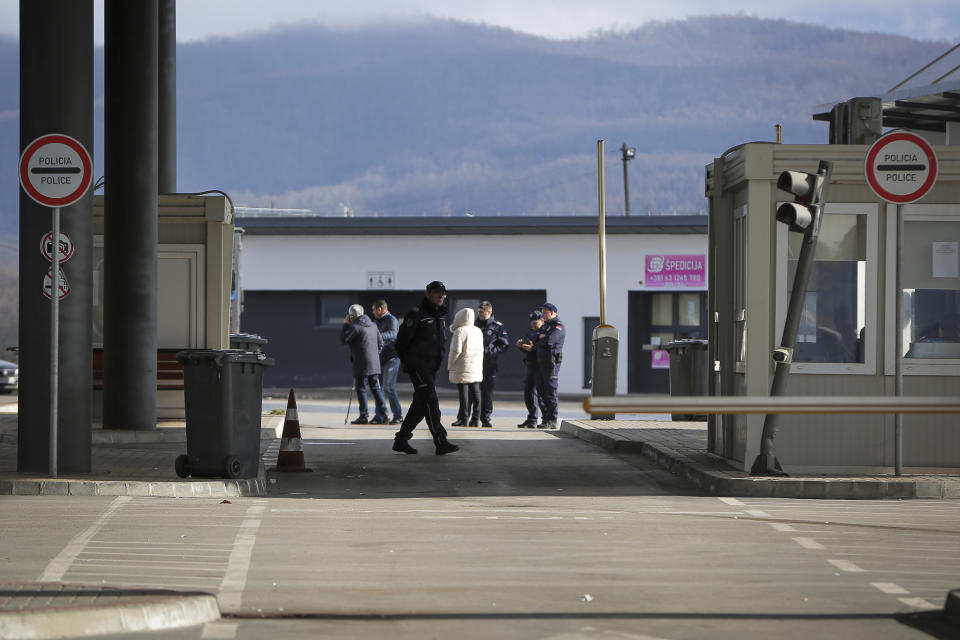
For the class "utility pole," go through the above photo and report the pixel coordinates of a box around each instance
[620,144,635,215]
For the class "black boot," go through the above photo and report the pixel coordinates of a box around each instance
[392,439,418,454]
[517,419,536,428]
[451,419,467,426]
[435,441,460,455]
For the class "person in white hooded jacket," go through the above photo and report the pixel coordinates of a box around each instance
[448,307,485,426]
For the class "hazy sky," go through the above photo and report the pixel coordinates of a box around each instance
[1,0,959,43]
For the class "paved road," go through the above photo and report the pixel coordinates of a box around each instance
[1,422,957,639]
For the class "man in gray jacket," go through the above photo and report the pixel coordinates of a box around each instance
[340,304,388,424]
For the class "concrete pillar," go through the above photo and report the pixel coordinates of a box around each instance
[103,0,159,430]
[18,0,94,473]
[159,0,176,193]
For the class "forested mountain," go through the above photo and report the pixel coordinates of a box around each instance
[0,14,948,231]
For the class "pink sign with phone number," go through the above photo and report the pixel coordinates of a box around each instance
[644,254,706,288]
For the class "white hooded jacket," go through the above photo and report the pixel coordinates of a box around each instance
[448,307,484,384]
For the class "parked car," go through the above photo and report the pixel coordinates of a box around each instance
[0,359,18,393]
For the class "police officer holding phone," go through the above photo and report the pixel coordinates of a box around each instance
[534,302,565,429]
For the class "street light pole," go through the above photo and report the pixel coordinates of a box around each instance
[620,144,635,216]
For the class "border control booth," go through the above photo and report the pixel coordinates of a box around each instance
[706,142,960,474]
[92,194,235,420]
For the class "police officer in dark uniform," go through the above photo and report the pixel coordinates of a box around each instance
[475,301,509,428]
[534,302,565,429]
[516,310,545,428]
[393,281,459,455]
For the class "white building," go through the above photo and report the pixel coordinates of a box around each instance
[237,215,708,394]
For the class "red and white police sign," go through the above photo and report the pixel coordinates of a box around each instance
[19,133,93,208]
[865,131,938,204]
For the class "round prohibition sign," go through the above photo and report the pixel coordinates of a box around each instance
[865,131,938,204]
[19,133,93,208]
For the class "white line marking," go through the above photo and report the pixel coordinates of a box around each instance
[872,582,910,595]
[71,562,225,572]
[718,498,745,506]
[897,597,939,610]
[202,622,239,639]
[792,537,825,550]
[828,559,865,572]
[218,500,266,610]
[745,510,771,518]
[768,522,796,532]
[38,496,131,582]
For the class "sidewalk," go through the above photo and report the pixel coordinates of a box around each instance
[0,413,284,498]
[560,419,960,499]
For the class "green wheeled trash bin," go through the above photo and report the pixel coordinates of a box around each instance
[663,339,709,421]
[175,349,275,479]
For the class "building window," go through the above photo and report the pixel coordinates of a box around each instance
[317,293,350,327]
[886,204,960,374]
[777,203,877,374]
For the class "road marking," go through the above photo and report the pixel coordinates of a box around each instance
[897,597,939,610]
[768,522,796,532]
[218,501,266,610]
[202,622,239,638]
[792,537,825,550]
[718,498,745,506]
[38,496,131,582]
[872,582,910,595]
[745,510,771,518]
[828,559,865,572]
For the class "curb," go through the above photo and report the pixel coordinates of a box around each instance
[0,584,219,640]
[560,420,959,500]
[0,476,268,498]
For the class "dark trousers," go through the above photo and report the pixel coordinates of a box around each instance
[522,365,542,421]
[355,374,387,421]
[480,363,497,421]
[456,382,480,422]
[395,368,448,446]
[535,362,561,422]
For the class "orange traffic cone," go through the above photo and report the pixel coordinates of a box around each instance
[270,388,312,472]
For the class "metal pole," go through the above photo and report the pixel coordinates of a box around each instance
[895,203,904,476]
[754,160,833,476]
[620,143,631,216]
[49,207,59,478]
[597,140,607,325]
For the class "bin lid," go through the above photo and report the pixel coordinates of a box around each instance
[177,349,275,366]
[663,339,708,351]
[229,333,269,345]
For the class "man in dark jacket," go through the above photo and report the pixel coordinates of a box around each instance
[392,281,459,455]
[534,302,565,429]
[340,304,388,425]
[475,300,509,427]
[515,309,545,428]
[372,299,403,424]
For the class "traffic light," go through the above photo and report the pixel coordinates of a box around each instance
[775,164,829,234]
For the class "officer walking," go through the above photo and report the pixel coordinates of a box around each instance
[534,302,565,429]
[516,310,545,428]
[392,281,459,455]
[475,300,509,428]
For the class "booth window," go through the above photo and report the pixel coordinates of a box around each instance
[777,203,877,374]
[316,293,349,327]
[887,205,960,373]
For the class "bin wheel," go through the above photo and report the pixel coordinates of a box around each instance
[175,454,190,478]
[224,456,243,479]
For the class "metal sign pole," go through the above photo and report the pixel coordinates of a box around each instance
[597,139,607,324]
[50,206,60,478]
[895,203,903,476]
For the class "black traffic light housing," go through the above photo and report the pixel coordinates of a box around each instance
[775,162,830,234]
